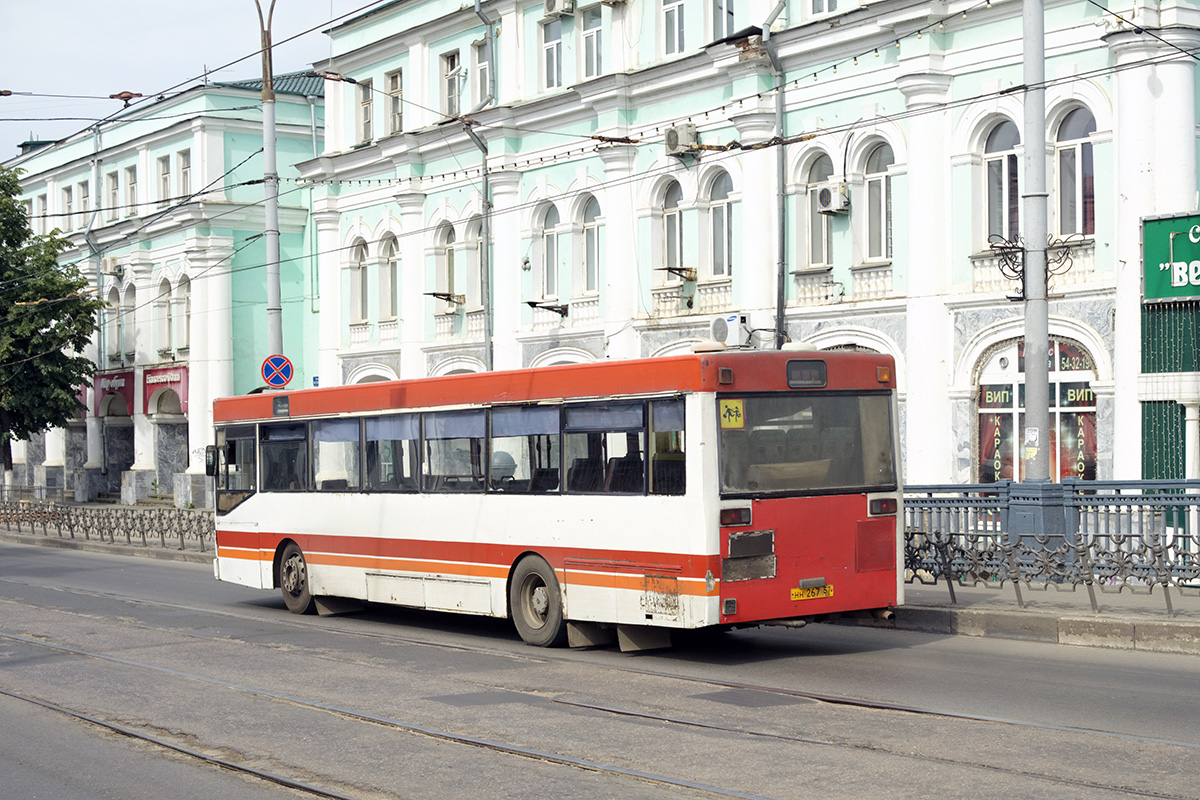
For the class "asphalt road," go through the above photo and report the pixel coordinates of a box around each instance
[1,540,1196,800]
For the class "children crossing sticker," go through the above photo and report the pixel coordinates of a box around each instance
[719,399,745,429]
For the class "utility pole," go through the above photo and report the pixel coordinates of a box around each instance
[255,0,283,359]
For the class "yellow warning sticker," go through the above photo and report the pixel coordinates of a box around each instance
[719,399,745,429]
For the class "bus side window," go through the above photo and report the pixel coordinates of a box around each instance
[489,405,560,493]
[423,410,485,493]
[563,402,645,494]
[260,423,309,492]
[215,424,256,513]
[650,399,685,495]
[313,418,362,491]
[365,414,420,492]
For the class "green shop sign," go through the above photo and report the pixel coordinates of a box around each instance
[1144,213,1200,302]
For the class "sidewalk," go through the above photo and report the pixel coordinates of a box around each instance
[3,527,1198,654]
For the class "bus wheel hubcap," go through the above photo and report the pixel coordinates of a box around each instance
[530,584,548,619]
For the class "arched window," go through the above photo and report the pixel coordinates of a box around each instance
[807,155,835,267]
[379,236,398,320]
[985,121,1021,242]
[977,339,1096,482]
[541,206,560,298]
[1056,108,1096,237]
[351,240,369,323]
[437,224,456,312]
[466,217,483,308]
[582,197,601,294]
[709,171,734,278]
[106,287,121,361]
[663,181,684,280]
[156,278,173,353]
[176,275,191,349]
[864,143,894,261]
[122,286,136,356]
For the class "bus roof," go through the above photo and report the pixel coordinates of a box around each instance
[214,349,896,423]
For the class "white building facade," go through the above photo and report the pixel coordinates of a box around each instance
[8,74,325,505]
[301,0,1200,485]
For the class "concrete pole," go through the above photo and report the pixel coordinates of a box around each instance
[1021,0,1050,482]
[256,0,283,359]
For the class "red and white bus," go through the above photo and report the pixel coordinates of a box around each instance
[209,349,903,650]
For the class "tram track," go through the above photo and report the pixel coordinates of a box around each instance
[1,582,1198,799]
[4,576,1198,755]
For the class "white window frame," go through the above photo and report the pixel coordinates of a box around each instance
[712,0,735,39]
[541,206,560,299]
[582,7,603,79]
[811,0,838,16]
[472,41,491,107]
[78,181,89,225]
[125,167,138,216]
[709,172,735,279]
[663,181,684,282]
[864,143,894,262]
[442,51,462,118]
[582,197,601,294]
[107,172,119,221]
[380,237,399,320]
[358,80,374,143]
[36,194,47,235]
[351,241,370,323]
[543,19,563,90]
[806,157,835,269]
[61,186,73,230]
[985,121,1021,244]
[386,71,403,135]
[178,150,191,197]
[158,155,171,205]
[156,278,174,353]
[176,276,191,350]
[437,226,457,313]
[1055,108,1096,238]
[664,0,685,56]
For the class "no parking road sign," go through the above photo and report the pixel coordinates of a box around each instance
[262,355,294,389]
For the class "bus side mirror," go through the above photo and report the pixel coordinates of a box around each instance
[205,445,218,477]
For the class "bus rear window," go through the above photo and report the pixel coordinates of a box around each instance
[719,393,895,495]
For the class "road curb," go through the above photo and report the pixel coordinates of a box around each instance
[889,605,1200,655]
[0,531,213,565]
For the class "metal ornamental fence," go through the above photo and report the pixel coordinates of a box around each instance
[3,480,1198,615]
[0,491,213,553]
[906,479,1200,615]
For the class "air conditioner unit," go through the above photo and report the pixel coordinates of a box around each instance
[545,0,575,17]
[664,123,698,157]
[710,312,751,347]
[817,182,849,214]
[100,257,122,277]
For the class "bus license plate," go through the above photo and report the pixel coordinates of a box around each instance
[791,585,833,601]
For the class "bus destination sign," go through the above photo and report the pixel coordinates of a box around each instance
[1143,213,1200,302]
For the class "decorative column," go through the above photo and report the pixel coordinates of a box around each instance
[313,207,343,386]
[730,110,777,317]
[897,71,953,484]
[488,171,522,368]
[394,188,426,377]
[598,145,638,360]
[123,257,155,504]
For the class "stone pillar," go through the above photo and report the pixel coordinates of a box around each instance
[730,110,778,319]
[897,72,953,484]
[35,427,66,498]
[599,145,638,360]
[488,172,522,368]
[394,189,426,377]
[314,207,343,387]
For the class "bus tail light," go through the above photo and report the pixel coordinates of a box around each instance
[869,497,897,516]
[720,507,751,526]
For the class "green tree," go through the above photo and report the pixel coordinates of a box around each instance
[0,165,104,478]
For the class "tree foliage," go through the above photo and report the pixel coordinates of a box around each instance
[0,165,104,471]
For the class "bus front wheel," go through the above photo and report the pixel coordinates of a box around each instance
[279,542,316,615]
[510,556,567,647]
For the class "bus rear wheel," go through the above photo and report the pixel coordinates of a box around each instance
[279,542,316,615]
[510,556,567,647]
